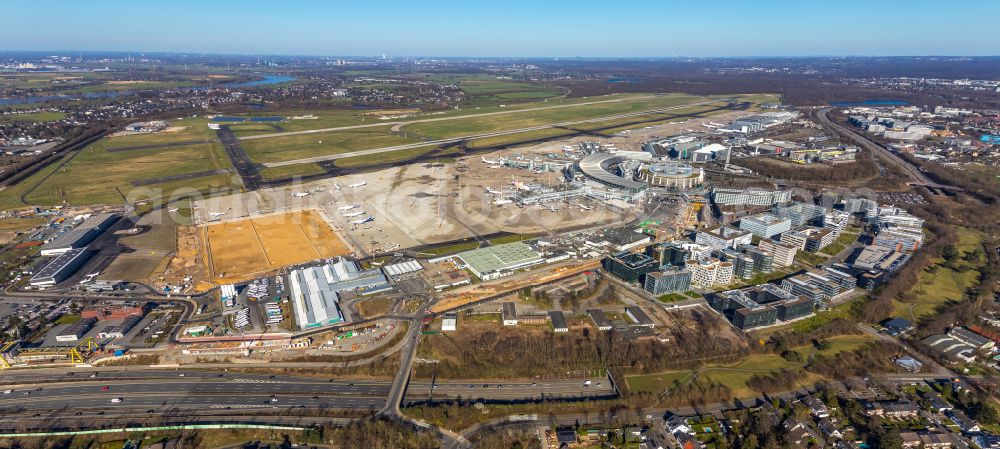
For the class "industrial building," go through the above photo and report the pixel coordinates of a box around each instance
[40,213,118,256]
[55,317,98,342]
[29,248,92,287]
[289,259,390,329]
[456,242,544,281]
[643,266,692,296]
[441,313,457,332]
[82,303,147,321]
[382,260,423,278]
[603,251,659,283]
[588,227,652,252]
[739,213,792,238]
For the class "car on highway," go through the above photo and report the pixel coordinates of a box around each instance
[2,389,11,394]
[110,398,123,403]
[583,380,592,386]
[270,398,278,402]
[101,386,110,391]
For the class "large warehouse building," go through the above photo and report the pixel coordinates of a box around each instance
[456,242,544,281]
[40,213,118,256]
[289,258,390,329]
[29,248,93,287]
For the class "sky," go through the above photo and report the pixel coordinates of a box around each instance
[5,0,999,57]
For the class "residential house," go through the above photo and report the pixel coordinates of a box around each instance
[802,395,830,418]
[817,418,842,439]
[947,409,980,433]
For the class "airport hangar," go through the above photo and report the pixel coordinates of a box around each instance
[288,258,391,329]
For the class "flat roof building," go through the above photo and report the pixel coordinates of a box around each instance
[588,309,613,331]
[289,259,390,329]
[501,302,518,326]
[549,310,568,332]
[625,306,655,328]
[739,213,792,238]
[40,213,117,256]
[603,251,659,283]
[457,242,543,281]
[643,266,692,296]
[695,226,753,251]
[29,248,92,287]
[441,312,457,332]
[55,317,97,342]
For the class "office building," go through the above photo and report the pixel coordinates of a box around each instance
[745,247,774,273]
[874,228,924,252]
[759,240,797,267]
[711,187,791,207]
[780,230,809,251]
[686,258,734,288]
[695,226,752,251]
[647,242,688,268]
[739,213,792,238]
[867,206,924,231]
[643,266,692,296]
[733,254,755,279]
[603,251,659,283]
[774,202,826,227]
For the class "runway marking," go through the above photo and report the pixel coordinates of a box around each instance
[229,378,283,384]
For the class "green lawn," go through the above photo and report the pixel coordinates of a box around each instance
[892,228,984,321]
[626,334,873,396]
[10,117,239,207]
[54,314,81,325]
[0,111,66,123]
[242,126,416,164]
[258,163,326,180]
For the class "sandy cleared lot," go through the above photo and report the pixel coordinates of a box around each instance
[204,210,350,281]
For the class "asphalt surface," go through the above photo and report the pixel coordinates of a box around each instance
[216,125,262,190]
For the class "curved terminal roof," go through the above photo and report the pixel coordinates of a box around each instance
[645,161,698,178]
[577,153,647,191]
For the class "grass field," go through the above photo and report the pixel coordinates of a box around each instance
[0,111,66,123]
[258,163,326,180]
[10,117,239,206]
[241,125,416,163]
[204,210,350,281]
[892,228,984,321]
[626,334,874,396]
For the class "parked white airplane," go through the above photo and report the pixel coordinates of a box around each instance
[208,212,226,217]
[481,156,500,164]
[351,216,374,225]
[291,192,310,197]
[577,204,592,210]
[702,123,718,129]
[488,165,502,169]
[333,183,342,190]
[546,205,562,212]
[349,181,367,188]
[343,210,366,217]
[493,199,513,205]
[337,204,359,211]
[168,208,179,212]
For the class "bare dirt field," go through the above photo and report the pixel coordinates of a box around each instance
[203,210,350,282]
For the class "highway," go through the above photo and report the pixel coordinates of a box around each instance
[816,108,934,185]
[262,97,734,168]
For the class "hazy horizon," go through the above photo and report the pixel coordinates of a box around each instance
[6,0,1000,58]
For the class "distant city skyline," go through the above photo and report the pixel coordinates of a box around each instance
[6,0,1000,57]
